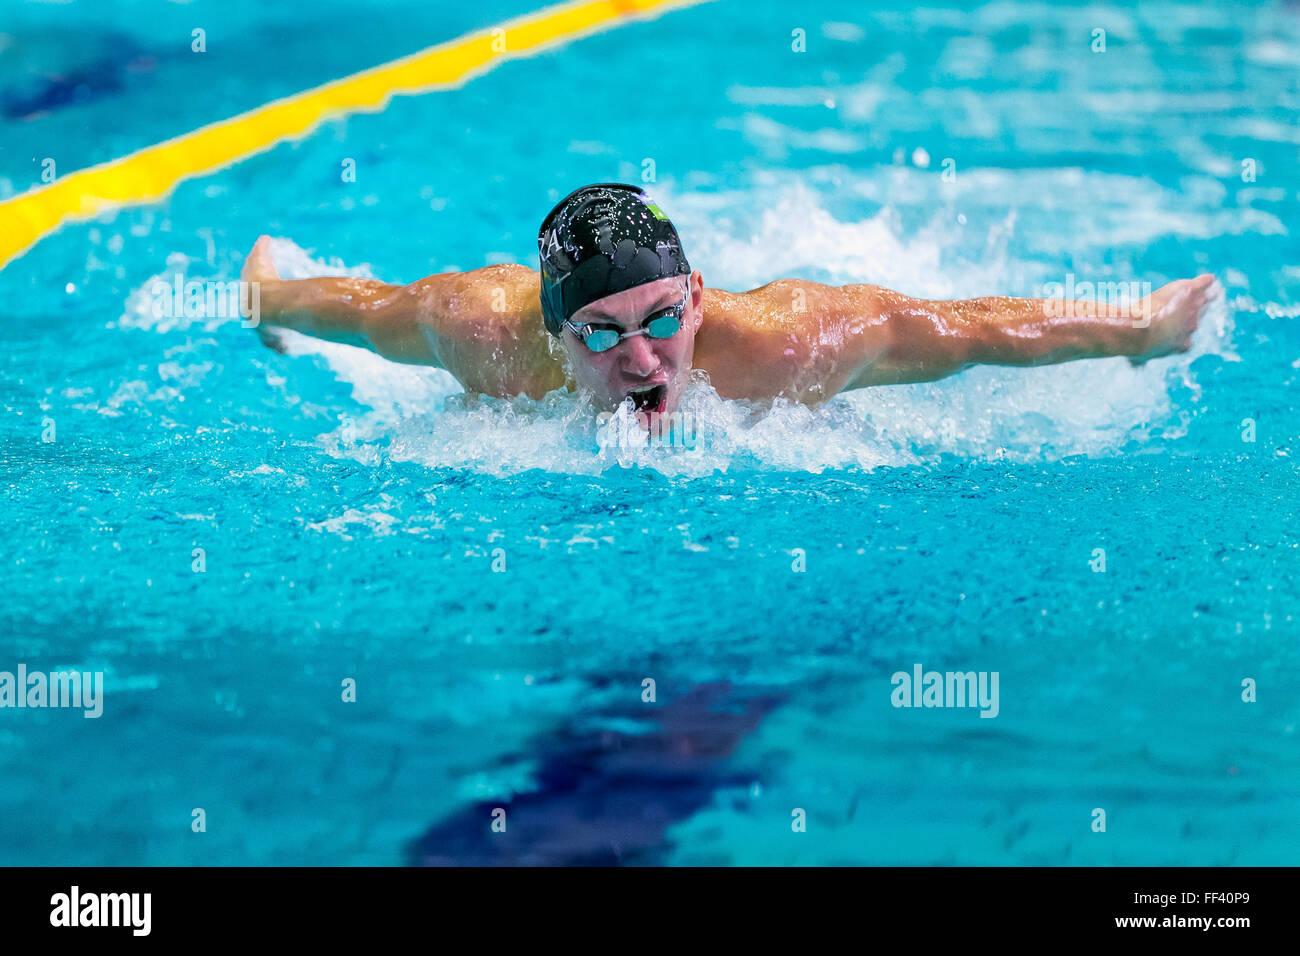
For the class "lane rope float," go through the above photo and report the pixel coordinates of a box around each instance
[0,0,709,269]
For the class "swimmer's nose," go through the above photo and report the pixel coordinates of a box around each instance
[620,332,659,377]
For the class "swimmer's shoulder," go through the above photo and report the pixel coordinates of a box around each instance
[696,281,892,403]
[701,279,865,334]
[407,265,569,399]
[696,281,848,400]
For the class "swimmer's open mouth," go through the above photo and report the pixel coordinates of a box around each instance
[628,384,667,415]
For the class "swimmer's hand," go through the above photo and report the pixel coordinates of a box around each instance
[241,235,286,353]
[1129,274,1216,365]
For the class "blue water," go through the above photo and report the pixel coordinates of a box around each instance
[2,0,1298,865]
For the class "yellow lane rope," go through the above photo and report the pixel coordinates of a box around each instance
[0,0,708,269]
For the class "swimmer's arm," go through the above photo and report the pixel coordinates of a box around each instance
[241,238,567,397]
[252,274,439,360]
[839,275,1216,389]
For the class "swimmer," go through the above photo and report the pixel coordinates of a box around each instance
[241,182,1216,417]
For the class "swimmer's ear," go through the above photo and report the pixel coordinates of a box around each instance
[689,270,705,329]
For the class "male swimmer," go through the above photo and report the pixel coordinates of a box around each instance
[240,182,1215,417]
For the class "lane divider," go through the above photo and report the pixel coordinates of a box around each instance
[0,0,708,270]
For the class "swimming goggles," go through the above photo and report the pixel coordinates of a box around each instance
[563,296,685,354]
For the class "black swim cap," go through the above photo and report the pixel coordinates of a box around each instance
[537,183,691,337]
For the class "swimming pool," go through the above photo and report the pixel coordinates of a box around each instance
[2,0,1297,865]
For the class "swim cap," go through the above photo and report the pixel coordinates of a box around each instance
[537,183,691,337]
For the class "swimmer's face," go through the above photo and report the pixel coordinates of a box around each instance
[561,271,703,418]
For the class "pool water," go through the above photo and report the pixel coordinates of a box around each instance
[2,0,1298,865]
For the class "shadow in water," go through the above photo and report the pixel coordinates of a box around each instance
[407,682,783,866]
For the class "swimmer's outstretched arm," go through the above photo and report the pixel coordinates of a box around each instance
[240,237,567,397]
[831,274,1217,391]
[694,274,1214,403]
